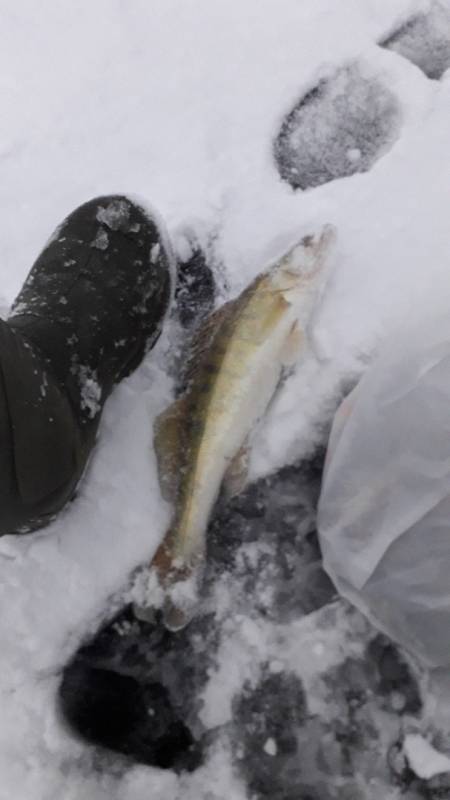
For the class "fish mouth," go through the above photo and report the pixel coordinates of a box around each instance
[302,223,337,254]
[275,222,337,285]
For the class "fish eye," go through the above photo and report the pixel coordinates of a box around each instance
[301,234,314,247]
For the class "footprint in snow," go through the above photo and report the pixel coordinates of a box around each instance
[274,63,401,191]
[381,1,450,81]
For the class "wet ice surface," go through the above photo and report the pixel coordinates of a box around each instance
[60,454,447,800]
[381,3,450,81]
[274,64,401,191]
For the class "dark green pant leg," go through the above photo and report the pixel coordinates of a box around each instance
[0,321,84,535]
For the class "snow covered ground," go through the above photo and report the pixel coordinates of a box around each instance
[1,0,450,797]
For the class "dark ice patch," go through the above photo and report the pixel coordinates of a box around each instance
[230,631,425,799]
[175,243,216,328]
[366,634,422,716]
[59,605,218,772]
[381,4,450,81]
[275,652,419,799]
[60,660,200,771]
[206,458,336,623]
[274,64,401,190]
[232,666,309,800]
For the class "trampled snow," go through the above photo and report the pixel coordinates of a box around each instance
[0,0,450,797]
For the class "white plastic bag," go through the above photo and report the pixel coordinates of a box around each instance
[318,313,450,668]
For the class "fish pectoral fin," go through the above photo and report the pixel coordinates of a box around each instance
[163,594,197,632]
[221,443,250,501]
[142,543,202,631]
[153,394,190,502]
[281,320,303,367]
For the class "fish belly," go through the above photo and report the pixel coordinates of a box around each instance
[180,311,295,555]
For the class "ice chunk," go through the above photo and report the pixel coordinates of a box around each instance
[90,227,109,250]
[404,734,450,780]
[263,737,277,756]
[75,365,102,418]
[96,198,131,231]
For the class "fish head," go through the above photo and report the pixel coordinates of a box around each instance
[268,223,337,295]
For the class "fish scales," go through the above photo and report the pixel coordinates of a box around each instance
[149,224,336,629]
[176,278,292,554]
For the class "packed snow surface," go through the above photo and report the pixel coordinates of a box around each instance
[0,0,450,798]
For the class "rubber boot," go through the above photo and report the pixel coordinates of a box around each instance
[0,195,172,534]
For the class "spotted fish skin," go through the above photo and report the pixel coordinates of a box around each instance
[151,224,337,630]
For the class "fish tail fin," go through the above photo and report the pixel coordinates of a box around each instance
[150,536,204,631]
[151,538,174,582]
[162,559,203,631]
[162,594,196,632]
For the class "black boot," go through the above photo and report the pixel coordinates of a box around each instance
[0,195,172,534]
[10,195,173,430]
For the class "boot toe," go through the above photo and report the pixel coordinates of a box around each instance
[9,194,174,414]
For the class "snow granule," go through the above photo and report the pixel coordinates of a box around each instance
[97,199,131,231]
[150,243,161,264]
[90,228,109,251]
[263,737,277,756]
[77,365,102,418]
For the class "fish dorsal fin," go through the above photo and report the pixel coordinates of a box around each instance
[153,393,190,502]
[182,299,236,387]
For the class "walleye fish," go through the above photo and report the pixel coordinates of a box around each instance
[150,224,336,630]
